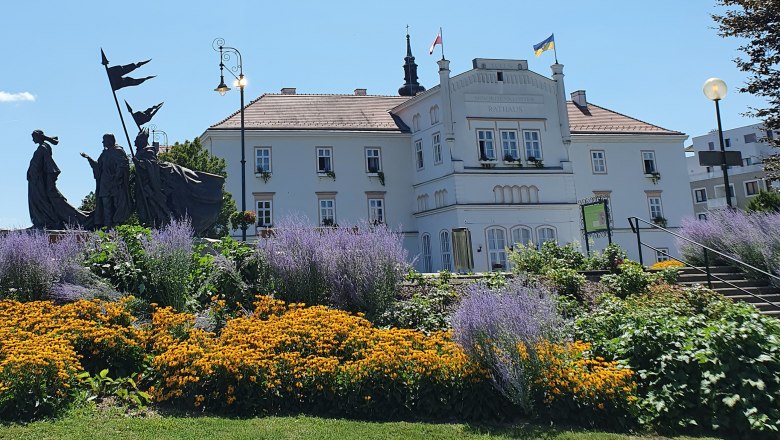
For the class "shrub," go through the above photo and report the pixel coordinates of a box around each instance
[679,209,780,281]
[648,259,684,269]
[586,243,627,273]
[140,219,195,311]
[746,190,780,213]
[0,230,88,301]
[257,216,409,319]
[575,285,780,438]
[509,241,587,276]
[149,296,509,420]
[545,267,586,299]
[84,225,150,294]
[451,279,566,414]
[600,261,665,298]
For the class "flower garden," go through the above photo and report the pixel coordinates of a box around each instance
[0,214,779,439]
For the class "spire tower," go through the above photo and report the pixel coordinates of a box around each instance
[398,31,426,96]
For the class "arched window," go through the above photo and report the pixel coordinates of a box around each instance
[440,230,452,272]
[510,226,533,249]
[486,227,507,270]
[537,226,557,244]
[430,105,440,124]
[412,114,421,132]
[421,233,432,273]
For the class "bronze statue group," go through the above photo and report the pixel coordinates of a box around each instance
[27,129,223,234]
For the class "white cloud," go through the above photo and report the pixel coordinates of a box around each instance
[0,91,35,103]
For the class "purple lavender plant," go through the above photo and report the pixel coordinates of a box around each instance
[256,216,409,317]
[451,279,567,414]
[141,218,195,310]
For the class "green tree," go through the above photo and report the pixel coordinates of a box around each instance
[713,1,780,180]
[159,138,237,238]
[79,191,96,212]
[746,189,780,212]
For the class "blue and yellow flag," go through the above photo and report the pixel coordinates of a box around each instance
[533,34,555,57]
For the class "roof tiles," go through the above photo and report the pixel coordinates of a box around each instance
[567,102,682,135]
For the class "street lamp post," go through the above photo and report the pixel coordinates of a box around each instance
[703,77,733,208]
[148,124,168,154]
[213,37,248,241]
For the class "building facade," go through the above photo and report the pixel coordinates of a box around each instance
[201,40,693,271]
[687,124,778,217]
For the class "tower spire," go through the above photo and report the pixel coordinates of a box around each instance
[399,29,426,96]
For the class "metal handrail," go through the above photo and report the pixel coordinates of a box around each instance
[628,216,780,309]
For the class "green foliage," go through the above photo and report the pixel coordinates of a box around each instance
[545,267,586,298]
[158,138,237,238]
[79,191,96,212]
[76,369,151,409]
[600,261,663,298]
[576,285,780,438]
[585,243,627,273]
[85,225,150,294]
[378,272,459,332]
[747,190,780,213]
[230,210,256,231]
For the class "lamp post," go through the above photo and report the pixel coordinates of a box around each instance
[703,77,732,208]
[213,38,247,241]
[148,124,168,154]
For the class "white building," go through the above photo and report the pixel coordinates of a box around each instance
[201,36,692,271]
[687,124,777,216]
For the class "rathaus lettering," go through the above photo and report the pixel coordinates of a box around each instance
[488,105,525,113]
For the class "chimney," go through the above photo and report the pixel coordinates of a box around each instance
[354,88,367,96]
[571,90,587,108]
[281,87,296,95]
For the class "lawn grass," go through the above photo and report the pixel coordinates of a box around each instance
[0,409,722,440]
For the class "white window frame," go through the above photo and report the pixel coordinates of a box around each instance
[256,199,273,228]
[714,183,736,199]
[744,180,761,196]
[522,129,542,160]
[536,226,557,244]
[648,196,663,220]
[432,132,442,164]
[368,198,384,224]
[421,233,432,273]
[365,147,381,173]
[698,213,708,220]
[642,151,657,174]
[500,130,519,161]
[319,198,336,226]
[440,230,452,272]
[510,226,532,249]
[486,227,507,270]
[655,248,671,263]
[693,188,707,204]
[317,147,333,173]
[590,150,607,174]
[255,147,271,173]
[477,129,496,161]
[414,139,424,170]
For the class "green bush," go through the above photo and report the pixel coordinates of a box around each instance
[585,243,627,273]
[545,267,586,299]
[575,285,780,438]
[600,261,661,298]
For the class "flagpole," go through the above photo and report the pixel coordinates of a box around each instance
[440,27,445,60]
[552,33,559,64]
[101,49,135,158]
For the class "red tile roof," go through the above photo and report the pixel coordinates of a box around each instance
[210,94,411,132]
[567,102,682,135]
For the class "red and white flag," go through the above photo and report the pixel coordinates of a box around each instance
[429,33,442,55]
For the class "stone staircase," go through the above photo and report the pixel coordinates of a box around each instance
[675,266,780,317]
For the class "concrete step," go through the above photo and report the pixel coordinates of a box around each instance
[675,272,755,282]
[678,279,772,289]
[677,265,742,275]
[722,293,780,305]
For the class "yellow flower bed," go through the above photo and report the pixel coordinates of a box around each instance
[648,260,684,269]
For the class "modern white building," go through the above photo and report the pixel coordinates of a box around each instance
[201,36,693,271]
[687,124,778,216]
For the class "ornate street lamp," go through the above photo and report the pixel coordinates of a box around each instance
[148,124,168,154]
[703,77,732,208]
[213,38,247,240]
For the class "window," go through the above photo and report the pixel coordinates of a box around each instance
[368,198,384,224]
[590,150,606,174]
[365,148,381,173]
[440,230,452,272]
[255,199,273,227]
[708,141,715,151]
[648,196,663,220]
[745,180,760,196]
[745,133,757,143]
[486,227,507,270]
[496,71,504,81]
[698,213,708,220]
[429,105,439,125]
[510,226,532,248]
[655,248,671,263]
[642,151,657,174]
[417,194,429,211]
[415,140,424,169]
[412,114,421,132]
[319,198,336,226]
[714,184,735,199]
[500,130,519,160]
[725,138,731,148]
[523,130,542,160]
[744,157,753,166]
[317,147,333,173]
[536,226,557,244]
[255,147,271,173]
[693,188,707,203]
[477,129,496,160]
[433,133,442,164]
[421,234,432,273]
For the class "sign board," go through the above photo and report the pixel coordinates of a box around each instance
[698,150,743,167]
[583,202,609,233]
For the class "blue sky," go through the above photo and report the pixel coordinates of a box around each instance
[0,0,763,228]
